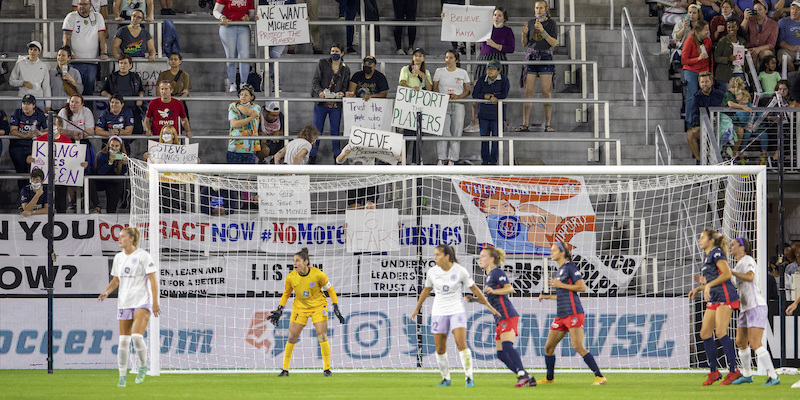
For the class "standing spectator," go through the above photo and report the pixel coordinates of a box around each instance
[9,41,51,110]
[472,60,510,165]
[90,136,129,213]
[213,0,256,92]
[741,0,779,64]
[10,95,47,191]
[466,7,515,133]
[63,0,109,101]
[710,0,739,45]
[20,168,48,217]
[96,94,135,140]
[311,44,350,163]
[112,9,156,61]
[686,72,725,162]
[682,20,713,130]
[144,81,192,138]
[341,0,359,54]
[398,48,432,163]
[27,117,84,213]
[777,0,800,72]
[259,0,295,88]
[274,125,320,165]
[227,84,262,165]
[115,0,154,21]
[392,0,418,55]
[297,0,321,53]
[348,56,389,100]
[257,101,286,163]
[714,18,747,91]
[671,4,703,69]
[518,0,558,133]
[50,46,84,104]
[58,94,96,142]
[759,55,781,95]
[73,0,109,19]
[101,54,145,135]
[433,49,470,166]
[159,0,175,15]
[157,52,192,118]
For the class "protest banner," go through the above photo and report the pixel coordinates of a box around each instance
[391,86,449,135]
[440,4,494,43]
[257,175,311,218]
[342,98,394,136]
[342,127,402,164]
[29,141,87,187]
[256,4,310,46]
[345,209,401,253]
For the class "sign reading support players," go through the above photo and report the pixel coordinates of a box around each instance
[440,4,494,43]
[256,4,310,46]
[29,141,87,187]
[257,175,311,218]
[342,127,403,165]
[345,208,401,253]
[391,86,449,135]
[342,98,394,136]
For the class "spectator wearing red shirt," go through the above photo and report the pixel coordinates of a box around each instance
[682,20,713,130]
[741,0,779,64]
[144,81,192,138]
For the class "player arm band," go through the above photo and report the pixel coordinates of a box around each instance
[325,284,339,303]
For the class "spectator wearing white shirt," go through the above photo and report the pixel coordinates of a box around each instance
[433,49,471,166]
[63,0,109,99]
[72,0,109,19]
[8,41,51,110]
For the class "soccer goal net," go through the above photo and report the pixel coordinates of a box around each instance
[127,160,766,373]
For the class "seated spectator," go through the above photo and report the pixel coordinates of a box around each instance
[26,117,86,213]
[472,60,510,166]
[686,71,725,162]
[213,0,256,92]
[90,136,129,213]
[274,125,320,165]
[741,1,778,64]
[759,55,781,95]
[710,0,739,45]
[663,1,690,26]
[58,94,95,141]
[20,168,48,217]
[10,95,47,191]
[73,0,109,19]
[9,41,50,110]
[144,81,192,138]
[335,142,386,208]
[159,0,175,15]
[141,125,183,212]
[112,8,156,61]
[699,0,722,21]
[50,46,84,105]
[257,101,286,163]
[115,0,154,21]
[200,184,235,216]
[96,94,135,139]
[433,49,471,166]
[311,44,350,163]
[682,20,712,130]
[156,52,191,98]
[777,0,800,72]
[0,110,8,163]
[348,56,389,100]
[101,54,145,134]
[734,90,769,163]
[63,1,109,99]
[671,5,703,64]
[714,17,747,91]
[227,84,262,164]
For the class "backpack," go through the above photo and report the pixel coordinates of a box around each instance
[162,19,181,56]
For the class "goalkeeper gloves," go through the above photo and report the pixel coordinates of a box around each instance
[333,303,345,324]
[268,305,284,326]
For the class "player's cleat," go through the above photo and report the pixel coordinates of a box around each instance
[592,376,607,385]
[135,366,148,384]
[514,376,531,388]
[437,379,451,387]
[763,377,781,386]
[277,369,289,377]
[720,369,741,385]
[540,378,555,384]
[323,369,333,377]
[465,377,474,388]
[117,376,126,387]
[702,370,721,385]
[732,375,753,385]
[528,377,538,387]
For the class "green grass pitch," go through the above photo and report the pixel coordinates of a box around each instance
[1,370,797,399]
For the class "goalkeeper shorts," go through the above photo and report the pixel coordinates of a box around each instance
[290,308,328,326]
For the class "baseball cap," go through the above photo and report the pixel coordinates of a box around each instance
[238,84,255,98]
[792,0,800,7]
[27,41,42,51]
[487,60,502,70]
[265,101,280,112]
[22,94,36,104]
[412,47,425,55]
[363,55,377,64]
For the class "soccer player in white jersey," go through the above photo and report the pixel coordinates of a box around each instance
[410,244,499,388]
[729,237,780,386]
[98,227,160,387]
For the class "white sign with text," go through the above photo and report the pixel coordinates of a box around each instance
[342,98,394,136]
[440,4,494,43]
[342,127,403,165]
[257,175,311,218]
[29,141,87,187]
[345,208,401,253]
[391,86,449,135]
[256,4,310,46]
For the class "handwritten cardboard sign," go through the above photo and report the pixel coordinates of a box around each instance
[345,209,400,252]
[440,4,494,43]
[147,140,199,164]
[257,175,311,218]
[257,4,310,46]
[391,86,449,135]
[29,141,87,187]
[343,127,403,165]
[343,98,394,136]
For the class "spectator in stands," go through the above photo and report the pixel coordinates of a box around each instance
[115,0,154,21]
[20,168,48,217]
[141,125,184,212]
[58,94,95,141]
[159,0,175,15]
[741,0,779,64]
[157,52,192,119]
[433,49,471,166]
[710,0,739,45]
[274,125,320,164]
[96,95,135,140]
[90,136,129,213]
[227,84,262,164]
[465,7,515,133]
[311,44,350,164]
[26,117,86,213]
[348,56,389,100]
[101,54,145,135]
[777,0,800,72]
[0,110,8,164]
[714,17,747,91]
[682,20,712,130]
[340,0,359,54]
[686,71,725,162]
[200,183,235,215]
[257,101,286,163]
[472,60,510,166]
[63,0,109,99]
[734,0,765,15]
[663,1,690,26]
[671,5,703,64]
[9,41,50,110]
[699,0,722,21]
[398,47,431,163]
[50,46,84,105]
[393,0,418,55]
[10,95,47,191]
[144,81,192,138]
[759,55,782,95]
[73,0,109,19]
[214,0,256,92]
[518,0,558,133]
[112,9,156,61]
[298,0,321,54]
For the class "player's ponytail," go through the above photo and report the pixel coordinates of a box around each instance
[123,226,141,247]
[717,235,729,257]
[484,247,506,265]
[295,247,310,264]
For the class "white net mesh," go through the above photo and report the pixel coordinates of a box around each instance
[127,160,766,372]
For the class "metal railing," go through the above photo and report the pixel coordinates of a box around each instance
[620,7,651,145]
[654,124,671,165]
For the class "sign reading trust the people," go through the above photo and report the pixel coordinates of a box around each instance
[257,4,310,46]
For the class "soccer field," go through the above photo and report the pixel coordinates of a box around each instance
[2,371,796,400]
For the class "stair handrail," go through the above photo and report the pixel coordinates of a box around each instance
[621,7,651,145]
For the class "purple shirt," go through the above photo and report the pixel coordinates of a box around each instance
[778,17,800,47]
[480,25,516,55]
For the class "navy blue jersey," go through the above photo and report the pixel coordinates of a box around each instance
[555,261,584,318]
[96,108,134,133]
[10,108,47,149]
[19,184,48,211]
[485,267,518,322]
[701,247,739,303]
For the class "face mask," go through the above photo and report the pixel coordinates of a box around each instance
[330,53,341,61]
[109,148,119,154]
[162,134,173,143]
[535,13,546,19]
[363,66,373,74]
[722,12,732,19]
[240,101,251,107]
[211,184,220,192]
[131,23,141,28]
[30,182,42,190]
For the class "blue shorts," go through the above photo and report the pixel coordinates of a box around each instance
[526,53,555,75]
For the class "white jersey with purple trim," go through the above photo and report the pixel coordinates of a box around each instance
[424,262,475,316]
[732,255,767,312]
[111,247,157,309]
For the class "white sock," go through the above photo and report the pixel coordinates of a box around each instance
[436,353,450,380]
[131,333,147,367]
[118,335,131,376]
[755,346,777,379]
[738,347,752,377]
[459,348,473,380]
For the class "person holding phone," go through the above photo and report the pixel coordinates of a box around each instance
[90,136,129,213]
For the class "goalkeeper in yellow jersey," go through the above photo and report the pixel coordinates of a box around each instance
[268,247,345,377]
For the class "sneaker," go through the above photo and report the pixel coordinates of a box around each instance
[791,379,800,388]
[732,375,753,385]
[278,369,289,377]
[338,15,345,20]
[465,377,475,388]
[228,83,237,93]
[703,370,721,386]
[514,376,531,388]
[464,122,480,133]
[592,376,607,385]
[437,379,451,387]
[720,369,741,385]
[540,378,555,384]
[323,369,333,377]
[528,377,538,387]
[396,48,406,55]
[135,366,148,384]
[117,376,126,387]
[763,377,780,386]
[407,47,415,55]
